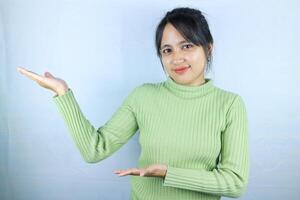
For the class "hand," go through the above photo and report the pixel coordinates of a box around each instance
[113,164,168,178]
[16,66,69,96]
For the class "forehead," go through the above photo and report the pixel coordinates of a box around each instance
[161,23,189,48]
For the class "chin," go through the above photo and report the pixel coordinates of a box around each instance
[172,76,192,85]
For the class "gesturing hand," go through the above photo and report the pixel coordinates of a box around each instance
[16,66,69,96]
[113,164,168,178]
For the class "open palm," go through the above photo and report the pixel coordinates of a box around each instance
[16,67,69,95]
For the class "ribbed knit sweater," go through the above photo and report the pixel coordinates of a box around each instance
[52,76,249,200]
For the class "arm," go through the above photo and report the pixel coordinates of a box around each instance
[52,86,141,163]
[162,95,250,198]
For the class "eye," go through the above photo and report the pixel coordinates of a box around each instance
[162,48,172,54]
[183,44,194,49]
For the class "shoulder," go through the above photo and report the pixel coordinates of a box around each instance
[132,81,164,95]
[212,86,246,111]
[127,81,166,104]
[213,86,238,99]
[124,82,160,100]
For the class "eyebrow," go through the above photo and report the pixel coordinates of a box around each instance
[160,40,190,49]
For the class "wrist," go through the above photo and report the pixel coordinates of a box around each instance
[161,166,167,177]
[56,87,69,96]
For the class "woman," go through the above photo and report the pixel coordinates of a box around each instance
[17,7,249,200]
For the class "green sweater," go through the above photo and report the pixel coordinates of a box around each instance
[53,76,249,200]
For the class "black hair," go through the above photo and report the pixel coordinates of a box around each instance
[155,7,214,73]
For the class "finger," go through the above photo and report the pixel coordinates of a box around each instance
[139,168,147,176]
[140,170,145,176]
[113,169,127,175]
[17,67,44,82]
[44,71,55,78]
[113,169,122,174]
[118,168,140,176]
[44,72,50,77]
[118,169,133,176]
[117,172,129,176]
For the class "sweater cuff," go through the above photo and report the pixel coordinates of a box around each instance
[52,88,77,113]
[162,166,179,187]
[162,166,200,188]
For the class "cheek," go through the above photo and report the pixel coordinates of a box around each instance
[190,52,206,66]
[161,57,171,68]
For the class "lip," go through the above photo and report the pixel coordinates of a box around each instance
[174,65,191,74]
[174,65,190,71]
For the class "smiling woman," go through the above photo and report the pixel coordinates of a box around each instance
[159,23,209,86]
[155,7,214,86]
[17,6,249,200]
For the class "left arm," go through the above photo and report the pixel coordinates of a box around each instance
[162,95,250,198]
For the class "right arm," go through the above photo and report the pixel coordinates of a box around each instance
[16,66,140,163]
[52,87,140,163]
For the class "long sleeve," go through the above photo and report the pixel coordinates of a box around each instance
[162,95,250,198]
[52,87,140,163]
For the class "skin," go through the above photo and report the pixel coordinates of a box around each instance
[160,23,213,86]
[113,164,168,178]
[16,67,167,178]
[16,22,213,179]
[16,67,69,96]
[114,23,213,178]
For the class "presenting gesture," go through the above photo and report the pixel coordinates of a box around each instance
[16,67,69,96]
[114,164,168,178]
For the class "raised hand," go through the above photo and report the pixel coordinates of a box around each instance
[16,67,69,96]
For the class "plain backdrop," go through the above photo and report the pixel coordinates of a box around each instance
[0,0,299,199]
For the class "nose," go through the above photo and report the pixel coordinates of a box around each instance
[172,50,185,65]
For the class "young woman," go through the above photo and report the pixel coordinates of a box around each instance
[17,7,249,200]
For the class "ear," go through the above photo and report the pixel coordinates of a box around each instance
[208,43,213,55]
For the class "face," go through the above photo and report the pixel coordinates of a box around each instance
[160,23,212,86]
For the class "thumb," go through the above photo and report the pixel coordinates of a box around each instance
[139,169,146,176]
[44,71,54,78]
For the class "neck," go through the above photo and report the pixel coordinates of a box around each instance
[164,76,215,99]
[170,76,206,87]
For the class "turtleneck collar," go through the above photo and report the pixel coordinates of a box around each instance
[164,76,215,99]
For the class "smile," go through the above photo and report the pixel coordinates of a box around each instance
[174,65,191,75]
